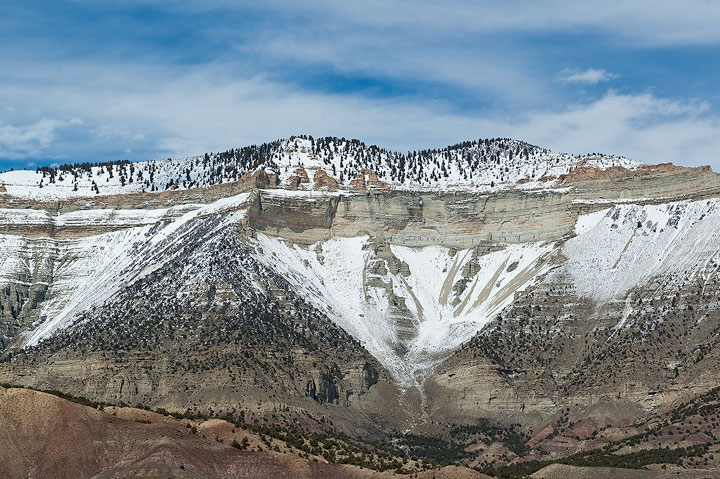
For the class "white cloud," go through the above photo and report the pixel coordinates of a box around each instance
[559,68,617,85]
[492,93,720,168]
[0,118,81,159]
[1,58,719,171]
[348,0,720,47]
[237,29,548,105]
[92,0,720,47]
[58,1,720,110]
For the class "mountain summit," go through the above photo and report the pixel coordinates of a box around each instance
[0,136,637,199]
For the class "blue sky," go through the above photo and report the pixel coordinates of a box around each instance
[2,1,720,171]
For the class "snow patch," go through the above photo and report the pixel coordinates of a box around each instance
[252,233,556,384]
[563,199,720,304]
[9,193,251,346]
[574,208,611,236]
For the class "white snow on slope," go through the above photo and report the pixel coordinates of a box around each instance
[574,208,610,235]
[22,226,160,345]
[563,199,720,304]
[0,205,196,230]
[389,242,555,374]
[268,139,638,193]
[0,235,44,286]
[0,193,252,347]
[0,168,148,200]
[0,137,640,200]
[253,233,556,384]
[254,235,405,375]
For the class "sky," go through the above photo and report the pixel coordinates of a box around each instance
[2,1,720,171]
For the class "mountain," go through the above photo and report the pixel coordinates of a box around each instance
[0,136,635,199]
[2,136,720,476]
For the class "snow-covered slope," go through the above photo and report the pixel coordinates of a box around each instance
[0,204,195,230]
[1,188,557,383]
[0,137,638,200]
[6,191,720,383]
[0,193,251,347]
[3,188,720,390]
[561,199,720,304]
[252,233,556,384]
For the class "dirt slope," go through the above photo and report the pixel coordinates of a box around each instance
[532,464,720,479]
[0,386,487,479]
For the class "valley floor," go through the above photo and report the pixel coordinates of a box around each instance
[4,384,720,479]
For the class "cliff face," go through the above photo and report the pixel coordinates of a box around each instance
[2,138,720,444]
[249,189,573,247]
[248,162,720,247]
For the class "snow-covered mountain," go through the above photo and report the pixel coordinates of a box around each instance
[1,136,720,446]
[0,136,637,200]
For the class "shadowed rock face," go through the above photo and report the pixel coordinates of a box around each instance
[2,146,720,457]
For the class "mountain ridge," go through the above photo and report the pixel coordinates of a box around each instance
[0,136,639,200]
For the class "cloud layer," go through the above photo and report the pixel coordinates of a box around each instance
[0,119,82,159]
[2,1,720,170]
[559,68,618,85]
